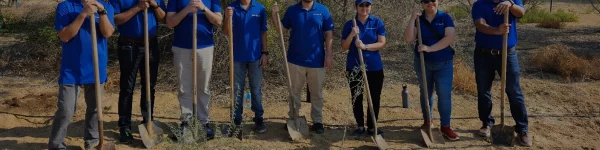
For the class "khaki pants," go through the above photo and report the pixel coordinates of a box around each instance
[172,46,213,124]
[287,63,326,123]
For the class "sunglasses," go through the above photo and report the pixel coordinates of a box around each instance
[358,3,371,7]
[421,0,436,4]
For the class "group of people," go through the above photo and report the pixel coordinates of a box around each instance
[48,0,532,149]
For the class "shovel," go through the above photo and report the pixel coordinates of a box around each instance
[416,15,445,148]
[274,2,309,140]
[90,14,116,150]
[491,9,515,146]
[222,11,243,140]
[139,8,164,148]
[353,19,389,150]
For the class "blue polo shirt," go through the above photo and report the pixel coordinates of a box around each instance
[228,0,268,62]
[472,0,523,49]
[415,10,455,62]
[55,0,115,84]
[280,2,334,68]
[341,15,386,71]
[110,0,166,39]
[166,0,221,49]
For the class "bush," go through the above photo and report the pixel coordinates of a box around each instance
[445,5,470,21]
[520,7,578,23]
[529,44,595,81]
[536,20,564,29]
[453,58,477,95]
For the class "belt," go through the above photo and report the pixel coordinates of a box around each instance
[119,35,155,44]
[476,46,515,56]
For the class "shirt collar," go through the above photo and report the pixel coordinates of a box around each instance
[354,14,374,23]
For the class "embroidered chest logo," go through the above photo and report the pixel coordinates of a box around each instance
[313,14,322,16]
[251,14,260,17]
[366,27,376,30]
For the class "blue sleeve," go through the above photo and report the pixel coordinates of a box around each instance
[471,2,483,22]
[106,2,116,28]
[159,0,167,10]
[260,7,268,32]
[166,0,177,12]
[514,0,524,7]
[377,19,386,36]
[341,21,351,39]
[322,8,334,31]
[109,0,121,14]
[445,14,455,28]
[280,8,291,29]
[211,0,221,13]
[54,3,71,32]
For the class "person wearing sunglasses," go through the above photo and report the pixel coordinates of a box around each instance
[471,0,531,147]
[341,0,387,138]
[271,0,335,134]
[403,0,459,141]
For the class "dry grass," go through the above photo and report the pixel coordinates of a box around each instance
[452,58,477,95]
[529,44,597,81]
[537,20,565,29]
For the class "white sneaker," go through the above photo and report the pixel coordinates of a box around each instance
[479,126,491,137]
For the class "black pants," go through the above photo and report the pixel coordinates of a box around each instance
[347,70,384,129]
[117,36,160,129]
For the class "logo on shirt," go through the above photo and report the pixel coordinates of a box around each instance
[435,23,444,26]
[313,14,322,16]
[366,27,376,30]
[251,14,260,17]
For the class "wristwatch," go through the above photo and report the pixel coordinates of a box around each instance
[200,7,206,12]
[98,9,107,15]
[365,44,369,50]
[508,0,515,7]
[262,51,269,55]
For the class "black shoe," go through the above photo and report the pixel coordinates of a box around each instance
[119,127,134,143]
[352,128,365,137]
[367,128,384,136]
[312,123,324,134]
[254,118,267,134]
[205,124,215,139]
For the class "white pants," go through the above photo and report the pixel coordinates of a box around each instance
[172,46,213,124]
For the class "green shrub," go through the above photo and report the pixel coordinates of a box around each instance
[445,5,470,21]
[520,7,578,23]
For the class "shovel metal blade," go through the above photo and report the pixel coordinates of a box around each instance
[95,142,116,150]
[139,121,164,148]
[371,135,390,150]
[286,116,309,140]
[491,124,514,146]
[420,127,445,148]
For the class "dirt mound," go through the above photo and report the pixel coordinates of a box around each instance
[3,93,57,114]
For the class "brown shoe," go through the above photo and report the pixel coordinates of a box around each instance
[517,132,532,147]
[421,120,434,129]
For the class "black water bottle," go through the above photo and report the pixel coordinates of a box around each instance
[402,84,409,108]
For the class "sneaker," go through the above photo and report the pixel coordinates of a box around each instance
[254,120,267,134]
[421,120,434,129]
[119,127,134,143]
[83,140,99,150]
[352,128,365,137]
[367,128,383,136]
[479,125,491,137]
[441,126,460,141]
[517,131,532,147]
[312,123,324,134]
[205,124,215,139]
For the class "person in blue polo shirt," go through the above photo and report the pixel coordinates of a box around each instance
[341,0,387,138]
[109,0,166,143]
[471,0,531,146]
[166,0,222,139]
[223,0,268,134]
[271,0,334,134]
[49,0,115,149]
[403,0,459,141]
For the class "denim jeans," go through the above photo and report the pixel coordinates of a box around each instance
[474,47,528,133]
[233,61,265,124]
[414,56,454,127]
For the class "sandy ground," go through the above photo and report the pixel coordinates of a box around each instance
[1,0,600,149]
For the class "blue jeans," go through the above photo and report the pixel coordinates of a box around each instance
[233,61,264,124]
[474,47,528,133]
[414,56,454,127]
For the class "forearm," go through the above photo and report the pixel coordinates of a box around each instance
[99,15,115,38]
[58,13,87,42]
[166,11,190,28]
[114,7,142,25]
[510,4,525,17]
[341,36,354,51]
[475,20,501,35]
[365,42,385,51]
[429,36,455,51]
[203,9,222,26]
[261,32,267,51]
[222,15,231,35]
[325,31,333,56]
[271,13,287,33]
[152,7,167,23]
[403,18,417,43]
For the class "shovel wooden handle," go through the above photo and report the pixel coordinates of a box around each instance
[90,15,104,149]
[500,9,509,125]
[274,2,297,123]
[143,8,154,134]
[228,12,235,118]
[416,16,434,142]
[192,13,198,119]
